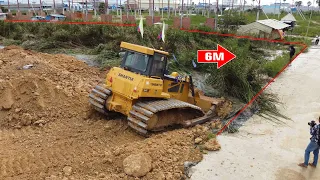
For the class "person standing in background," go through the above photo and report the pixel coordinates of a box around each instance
[289,45,296,61]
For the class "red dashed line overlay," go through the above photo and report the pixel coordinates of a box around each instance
[180,28,308,135]
[3,20,308,135]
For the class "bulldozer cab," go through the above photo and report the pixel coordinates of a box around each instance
[120,42,169,78]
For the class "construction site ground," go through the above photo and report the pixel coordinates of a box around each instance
[190,45,320,180]
[0,46,220,180]
[3,44,320,180]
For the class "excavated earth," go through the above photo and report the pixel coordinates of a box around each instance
[0,46,222,180]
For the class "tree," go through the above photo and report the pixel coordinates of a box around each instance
[295,1,302,7]
[307,1,311,10]
[99,2,105,14]
[0,6,8,13]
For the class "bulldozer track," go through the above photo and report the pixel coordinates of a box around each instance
[89,85,112,115]
[0,122,119,179]
[88,85,216,137]
[0,142,104,178]
[0,126,36,141]
[128,99,204,137]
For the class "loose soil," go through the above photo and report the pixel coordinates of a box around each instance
[0,46,217,180]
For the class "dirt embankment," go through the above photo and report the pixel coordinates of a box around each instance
[0,45,103,128]
[0,46,221,180]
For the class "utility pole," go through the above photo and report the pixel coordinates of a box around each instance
[278,0,282,19]
[140,0,142,15]
[105,0,108,14]
[127,0,129,18]
[186,0,188,17]
[208,0,210,17]
[53,0,56,13]
[17,0,20,12]
[162,0,163,18]
[215,0,218,29]
[94,0,96,16]
[63,0,65,14]
[152,0,154,24]
[28,0,30,12]
[231,0,234,11]
[306,0,315,37]
[168,0,170,18]
[85,0,88,21]
[180,0,184,28]
[7,0,10,13]
[40,0,42,14]
[174,0,176,16]
[256,0,260,21]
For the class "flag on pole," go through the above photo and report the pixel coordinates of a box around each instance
[137,16,144,38]
[157,22,166,42]
[161,21,165,42]
[172,53,178,62]
[157,31,162,41]
[192,59,197,68]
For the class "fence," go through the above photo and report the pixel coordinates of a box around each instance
[4,12,218,30]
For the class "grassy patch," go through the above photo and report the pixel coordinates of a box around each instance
[264,54,290,77]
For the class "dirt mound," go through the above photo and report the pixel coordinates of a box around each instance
[0,45,103,128]
[0,46,222,180]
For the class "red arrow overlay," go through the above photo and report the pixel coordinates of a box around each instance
[197,44,236,69]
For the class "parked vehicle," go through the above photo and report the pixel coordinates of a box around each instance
[31,16,46,21]
[45,14,66,21]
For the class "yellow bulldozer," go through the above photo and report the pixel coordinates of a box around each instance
[89,42,232,136]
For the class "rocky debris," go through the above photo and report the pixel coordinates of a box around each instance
[204,138,221,151]
[211,120,223,129]
[21,113,33,126]
[123,153,152,177]
[63,166,73,176]
[33,119,47,126]
[194,137,202,144]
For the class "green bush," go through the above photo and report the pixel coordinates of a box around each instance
[263,55,290,78]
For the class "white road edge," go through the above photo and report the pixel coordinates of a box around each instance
[190,45,320,180]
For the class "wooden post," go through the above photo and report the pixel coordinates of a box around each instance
[28,0,30,12]
[17,0,20,12]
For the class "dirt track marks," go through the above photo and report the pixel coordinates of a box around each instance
[0,118,142,179]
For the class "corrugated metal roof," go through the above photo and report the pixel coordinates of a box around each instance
[256,19,291,30]
[281,13,297,22]
[237,22,273,34]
